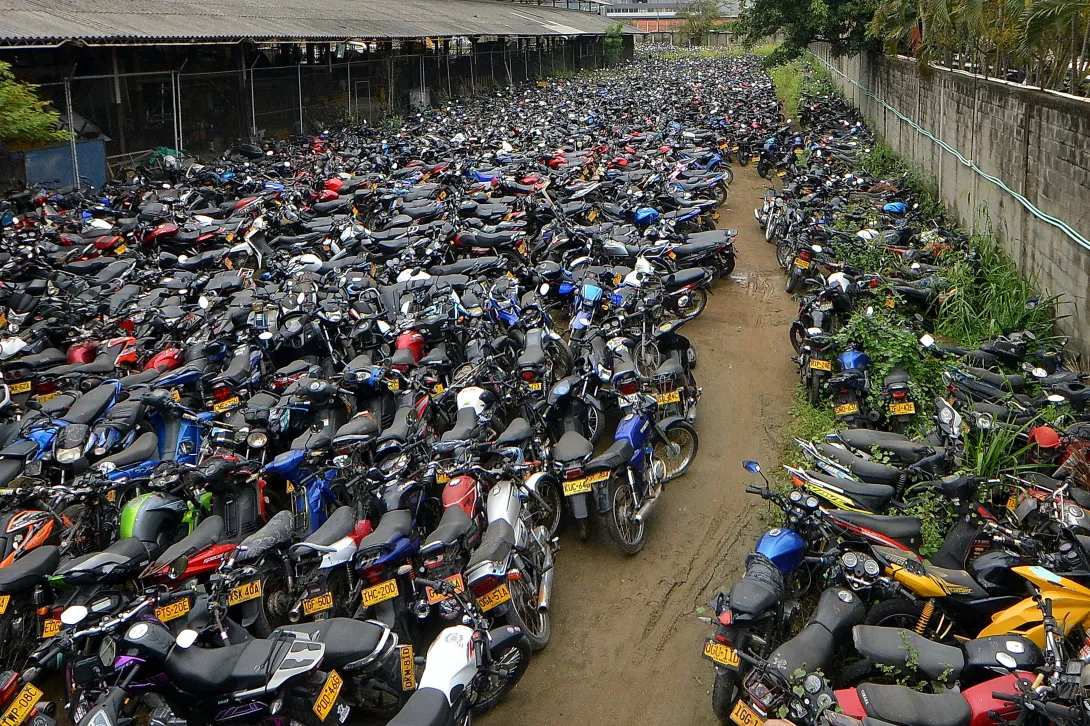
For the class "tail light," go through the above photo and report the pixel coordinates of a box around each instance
[791,475,805,487]
[655,377,674,393]
[423,555,445,569]
[799,249,812,261]
[36,380,55,395]
[892,389,907,400]
[618,379,638,395]
[565,466,583,481]
[94,235,121,250]
[360,562,387,585]
[520,369,537,382]
[717,610,733,627]
[212,385,233,402]
[0,671,17,705]
[839,388,848,394]
[469,573,504,597]
[3,370,22,382]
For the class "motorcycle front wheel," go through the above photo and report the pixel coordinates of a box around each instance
[468,637,533,715]
[606,479,647,555]
[677,289,708,320]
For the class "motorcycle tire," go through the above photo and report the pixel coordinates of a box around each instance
[776,238,795,270]
[529,475,563,540]
[502,557,551,651]
[785,271,800,294]
[865,598,930,634]
[717,253,736,278]
[714,185,728,207]
[606,478,647,555]
[757,161,770,179]
[677,289,708,320]
[789,324,804,354]
[721,166,735,185]
[655,420,699,480]
[545,337,574,380]
[808,374,822,407]
[635,339,663,377]
[711,670,741,724]
[469,636,533,715]
[764,210,777,243]
[585,400,606,446]
[834,658,876,688]
[739,153,750,167]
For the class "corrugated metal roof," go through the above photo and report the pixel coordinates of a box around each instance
[0,0,632,43]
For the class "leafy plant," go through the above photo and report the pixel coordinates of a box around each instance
[680,0,725,45]
[898,489,955,556]
[0,61,68,148]
[604,22,625,65]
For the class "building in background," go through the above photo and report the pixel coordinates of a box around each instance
[606,0,740,31]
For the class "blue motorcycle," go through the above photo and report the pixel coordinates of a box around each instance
[826,346,872,428]
[579,387,698,553]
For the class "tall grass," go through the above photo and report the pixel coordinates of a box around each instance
[769,63,803,119]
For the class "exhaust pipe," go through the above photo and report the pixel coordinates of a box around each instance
[537,540,556,612]
[632,493,660,524]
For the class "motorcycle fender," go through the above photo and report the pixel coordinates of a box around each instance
[235,593,263,627]
[524,471,553,497]
[486,625,528,659]
[595,476,613,515]
[569,492,589,520]
[656,415,686,432]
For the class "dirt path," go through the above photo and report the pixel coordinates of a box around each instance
[480,166,799,725]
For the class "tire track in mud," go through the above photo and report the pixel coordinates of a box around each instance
[479,166,798,726]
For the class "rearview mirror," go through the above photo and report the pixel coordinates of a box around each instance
[169,555,189,580]
[742,460,761,474]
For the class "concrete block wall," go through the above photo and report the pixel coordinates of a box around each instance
[810,43,1090,357]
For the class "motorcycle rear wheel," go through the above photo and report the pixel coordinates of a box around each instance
[711,670,740,724]
[503,565,551,651]
[677,289,708,320]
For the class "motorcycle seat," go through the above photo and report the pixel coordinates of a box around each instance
[358,509,413,551]
[378,407,414,444]
[587,439,634,472]
[442,407,481,443]
[727,555,783,616]
[456,230,518,247]
[768,619,839,678]
[428,256,502,276]
[63,384,117,425]
[0,439,40,460]
[420,345,451,369]
[653,359,685,379]
[375,237,411,254]
[422,505,474,551]
[663,268,708,289]
[553,430,593,464]
[671,239,721,256]
[235,511,294,563]
[835,432,933,466]
[275,359,313,378]
[63,258,113,274]
[163,638,285,694]
[387,687,450,726]
[403,202,440,220]
[40,394,77,416]
[305,506,356,548]
[496,418,532,447]
[516,341,547,369]
[855,683,971,726]
[333,413,380,444]
[213,351,252,388]
[119,369,161,389]
[829,511,922,552]
[151,515,226,569]
[56,537,154,585]
[312,198,351,215]
[884,366,911,386]
[9,348,66,369]
[807,470,894,512]
[0,545,60,593]
[98,431,159,470]
[272,233,323,246]
[816,443,902,486]
[70,354,120,376]
[853,626,964,681]
[273,618,387,671]
[467,519,515,569]
[965,366,1023,393]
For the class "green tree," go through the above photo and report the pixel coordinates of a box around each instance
[740,0,880,62]
[0,61,67,147]
[681,0,724,45]
[604,21,625,64]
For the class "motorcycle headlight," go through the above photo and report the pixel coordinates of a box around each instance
[380,452,410,476]
[321,310,343,324]
[56,446,82,464]
[333,454,351,469]
[246,431,268,449]
[283,316,304,335]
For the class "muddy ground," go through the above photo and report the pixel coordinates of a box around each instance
[481,165,799,726]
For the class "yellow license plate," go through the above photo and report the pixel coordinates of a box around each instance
[436,471,450,484]
[0,594,9,614]
[115,244,128,255]
[808,358,831,371]
[529,382,543,391]
[303,591,334,616]
[425,573,465,605]
[223,258,233,269]
[835,402,860,416]
[1007,495,1019,511]
[399,644,416,691]
[656,390,681,404]
[171,389,181,403]
[703,641,741,668]
[587,470,610,484]
[387,378,400,391]
[476,582,511,612]
[668,250,676,259]
[889,401,916,415]
[433,383,445,395]
[9,381,30,394]
[361,578,399,607]
[226,232,235,242]
[213,396,240,413]
[776,170,787,178]
[33,392,58,403]
[794,257,810,269]
[0,683,42,726]
[312,669,343,721]
[155,597,191,622]
[227,579,262,606]
[0,313,6,329]
[42,618,60,638]
[731,699,764,726]
[563,478,591,496]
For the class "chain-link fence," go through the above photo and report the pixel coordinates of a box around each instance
[9,36,609,190]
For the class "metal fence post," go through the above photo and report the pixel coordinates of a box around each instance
[170,72,179,151]
[63,79,80,187]
[176,71,183,151]
[297,61,304,133]
[346,60,352,120]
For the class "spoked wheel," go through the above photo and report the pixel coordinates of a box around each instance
[676,289,708,320]
[584,402,605,445]
[545,337,574,379]
[468,637,532,715]
[654,421,699,481]
[776,238,795,270]
[528,475,563,539]
[635,339,663,377]
[504,564,551,651]
[606,480,647,555]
